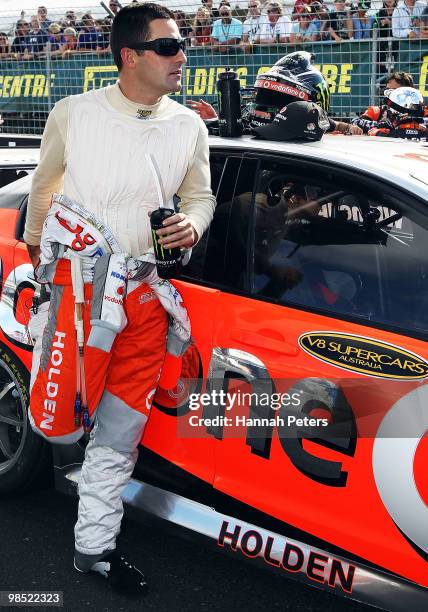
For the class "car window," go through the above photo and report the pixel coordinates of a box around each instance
[0,167,34,189]
[183,153,258,289]
[0,173,32,210]
[251,160,428,338]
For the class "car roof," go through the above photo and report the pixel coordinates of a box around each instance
[1,136,428,201]
[209,134,428,200]
[0,148,40,166]
[0,134,41,149]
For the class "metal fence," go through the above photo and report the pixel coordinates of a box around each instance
[0,2,427,134]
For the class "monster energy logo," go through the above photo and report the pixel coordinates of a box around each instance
[152,228,174,260]
[315,81,330,111]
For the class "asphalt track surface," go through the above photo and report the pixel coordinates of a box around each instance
[0,486,373,612]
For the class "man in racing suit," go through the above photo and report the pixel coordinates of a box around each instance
[362,86,427,139]
[24,2,215,595]
[351,71,428,134]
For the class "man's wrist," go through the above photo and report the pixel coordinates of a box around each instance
[26,243,41,267]
[190,223,199,246]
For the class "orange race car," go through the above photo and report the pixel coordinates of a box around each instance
[0,132,426,611]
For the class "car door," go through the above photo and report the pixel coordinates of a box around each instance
[0,176,35,370]
[141,150,246,486]
[195,151,428,588]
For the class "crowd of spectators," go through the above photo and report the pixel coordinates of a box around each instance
[181,0,428,50]
[0,4,113,60]
[0,0,427,60]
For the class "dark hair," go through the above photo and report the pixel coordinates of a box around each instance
[110,2,174,71]
[0,31,8,49]
[387,71,414,87]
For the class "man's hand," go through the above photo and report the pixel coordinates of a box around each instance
[347,124,363,135]
[152,212,198,249]
[26,244,41,268]
[186,100,218,120]
[335,121,363,135]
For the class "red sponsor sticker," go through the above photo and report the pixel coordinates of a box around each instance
[255,79,309,100]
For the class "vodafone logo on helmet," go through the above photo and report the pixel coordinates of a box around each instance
[255,79,309,100]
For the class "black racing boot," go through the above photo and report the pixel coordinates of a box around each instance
[74,549,148,596]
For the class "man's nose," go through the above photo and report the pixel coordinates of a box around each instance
[176,49,187,63]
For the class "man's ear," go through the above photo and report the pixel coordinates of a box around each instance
[120,47,139,69]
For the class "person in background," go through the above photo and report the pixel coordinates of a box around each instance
[63,10,78,29]
[352,71,416,132]
[328,0,353,42]
[392,0,426,38]
[256,1,292,44]
[375,0,398,73]
[28,16,48,56]
[59,27,78,58]
[366,87,426,138]
[37,6,52,32]
[420,6,428,36]
[47,23,64,53]
[385,70,415,89]
[352,1,375,38]
[211,4,243,52]
[173,10,192,41]
[290,5,320,43]
[375,0,397,37]
[190,6,212,46]
[109,0,121,16]
[11,20,31,59]
[77,13,99,52]
[202,0,220,20]
[96,18,112,52]
[240,0,265,53]
[292,0,311,18]
[311,2,331,41]
[0,32,11,58]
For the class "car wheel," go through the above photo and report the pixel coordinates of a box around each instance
[0,343,52,495]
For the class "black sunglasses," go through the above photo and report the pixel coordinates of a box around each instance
[128,37,186,57]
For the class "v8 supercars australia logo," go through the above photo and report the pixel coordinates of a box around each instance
[299,332,428,380]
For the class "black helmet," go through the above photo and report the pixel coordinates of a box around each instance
[251,51,330,128]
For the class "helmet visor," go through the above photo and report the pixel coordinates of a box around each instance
[255,76,310,109]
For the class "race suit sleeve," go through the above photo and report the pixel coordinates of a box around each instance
[23,97,69,246]
[327,118,337,132]
[351,106,382,133]
[176,119,216,242]
[351,116,380,133]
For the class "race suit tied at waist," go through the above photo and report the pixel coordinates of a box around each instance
[28,192,192,444]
